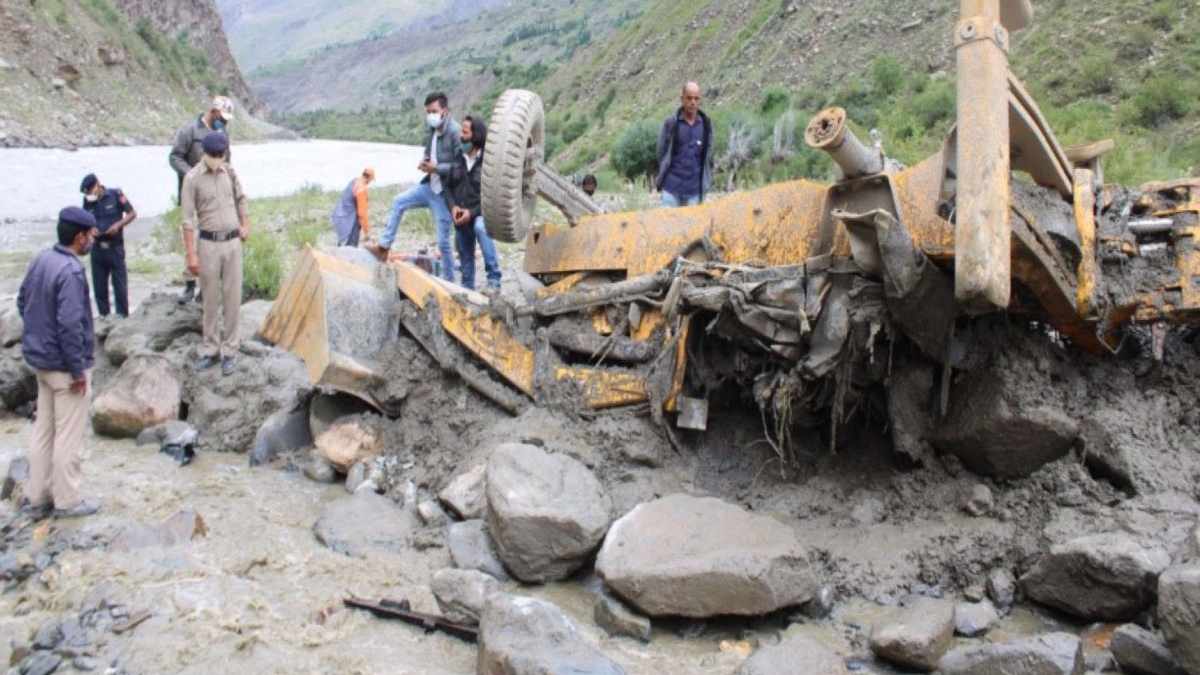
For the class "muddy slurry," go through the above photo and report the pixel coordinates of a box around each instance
[5,279,1200,672]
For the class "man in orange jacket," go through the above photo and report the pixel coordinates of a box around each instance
[331,168,374,247]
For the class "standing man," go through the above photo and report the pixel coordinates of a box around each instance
[181,132,248,377]
[445,115,501,292]
[170,95,234,304]
[17,207,101,520]
[655,82,715,207]
[80,173,136,320]
[365,92,461,282]
[331,168,374,247]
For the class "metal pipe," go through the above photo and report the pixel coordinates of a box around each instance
[803,107,883,180]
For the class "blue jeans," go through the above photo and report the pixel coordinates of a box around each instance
[380,182,455,282]
[455,215,502,291]
[661,191,701,208]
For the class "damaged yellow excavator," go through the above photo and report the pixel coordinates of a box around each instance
[261,0,1200,454]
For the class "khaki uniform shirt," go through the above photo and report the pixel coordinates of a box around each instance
[180,162,248,233]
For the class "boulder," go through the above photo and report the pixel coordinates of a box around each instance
[596,494,819,618]
[0,344,35,410]
[486,443,613,583]
[594,593,651,643]
[476,594,625,675]
[1020,534,1170,621]
[418,500,449,526]
[868,598,955,672]
[963,484,994,517]
[1159,565,1200,675]
[930,365,1079,479]
[440,463,488,520]
[431,568,502,625]
[91,354,180,438]
[3,456,30,501]
[104,293,201,365]
[448,520,511,582]
[249,401,312,467]
[312,492,418,557]
[938,632,1084,675]
[314,413,384,473]
[303,449,338,484]
[183,345,310,453]
[1177,520,1200,566]
[736,633,847,675]
[954,600,1000,637]
[238,300,272,343]
[0,307,22,347]
[1110,623,1185,675]
[987,567,1017,610]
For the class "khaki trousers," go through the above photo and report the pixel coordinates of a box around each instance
[199,237,243,357]
[27,368,90,509]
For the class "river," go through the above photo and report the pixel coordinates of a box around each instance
[0,139,425,222]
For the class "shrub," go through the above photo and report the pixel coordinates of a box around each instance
[760,85,791,117]
[911,78,956,130]
[1127,75,1191,127]
[242,229,283,300]
[870,55,905,96]
[1077,54,1114,96]
[611,118,661,182]
[562,117,589,144]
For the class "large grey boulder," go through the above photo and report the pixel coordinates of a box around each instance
[595,494,819,618]
[0,344,35,410]
[938,632,1084,675]
[736,632,847,675]
[1110,623,1186,675]
[1021,533,1170,621]
[249,401,313,467]
[431,568,502,626]
[91,354,181,437]
[183,345,311,453]
[313,492,418,557]
[440,463,488,520]
[594,593,651,643]
[1159,565,1200,675]
[486,443,613,583]
[954,600,1000,637]
[868,598,955,672]
[476,594,625,675]
[930,365,1079,478]
[0,307,22,347]
[448,519,511,581]
[104,293,201,365]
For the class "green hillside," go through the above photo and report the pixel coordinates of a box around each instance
[243,0,1200,189]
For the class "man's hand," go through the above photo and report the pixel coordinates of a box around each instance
[418,158,436,174]
[69,374,87,396]
[186,254,200,276]
[452,206,470,226]
[239,225,249,241]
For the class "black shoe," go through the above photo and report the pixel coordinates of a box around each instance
[220,355,236,376]
[177,282,196,305]
[18,499,52,521]
[53,499,100,519]
[196,354,219,371]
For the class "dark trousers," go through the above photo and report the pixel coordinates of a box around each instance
[92,243,128,317]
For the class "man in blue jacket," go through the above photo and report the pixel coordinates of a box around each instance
[655,82,715,207]
[17,206,101,520]
[366,91,462,283]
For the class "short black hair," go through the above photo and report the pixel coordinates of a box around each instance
[582,173,597,185]
[464,115,487,148]
[425,91,449,109]
[58,219,83,246]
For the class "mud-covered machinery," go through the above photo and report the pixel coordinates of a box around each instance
[262,0,1200,448]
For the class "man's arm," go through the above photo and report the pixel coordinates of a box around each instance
[112,190,137,233]
[180,171,200,275]
[229,167,250,239]
[169,125,193,176]
[55,269,90,384]
[657,118,672,167]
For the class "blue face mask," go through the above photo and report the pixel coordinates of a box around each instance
[213,118,225,131]
[461,141,474,153]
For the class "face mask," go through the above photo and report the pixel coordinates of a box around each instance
[213,118,226,131]
[427,112,443,129]
[203,155,223,172]
[461,141,474,153]
[85,194,99,203]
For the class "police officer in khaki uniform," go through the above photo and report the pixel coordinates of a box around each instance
[180,132,249,376]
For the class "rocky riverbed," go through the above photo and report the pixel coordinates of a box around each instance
[3,241,1200,674]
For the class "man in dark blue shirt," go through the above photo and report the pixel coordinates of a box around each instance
[655,82,715,207]
[17,206,101,520]
[80,173,137,319]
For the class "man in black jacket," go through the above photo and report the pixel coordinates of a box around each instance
[444,116,501,292]
[655,82,715,207]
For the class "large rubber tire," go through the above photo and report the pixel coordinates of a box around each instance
[482,89,544,243]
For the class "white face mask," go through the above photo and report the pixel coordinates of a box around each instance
[202,155,223,172]
[84,194,99,203]
[426,111,443,129]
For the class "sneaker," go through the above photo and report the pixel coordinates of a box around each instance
[220,355,236,376]
[177,282,195,305]
[53,499,100,519]
[18,499,52,521]
[196,354,219,371]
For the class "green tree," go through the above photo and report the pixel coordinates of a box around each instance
[611,119,661,182]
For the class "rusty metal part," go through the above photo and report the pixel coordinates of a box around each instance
[804,107,884,179]
[344,597,479,643]
[546,318,660,363]
[533,270,671,316]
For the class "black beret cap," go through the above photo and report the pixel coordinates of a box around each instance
[59,206,97,230]
[80,173,98,193]
[202,131,229,155]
